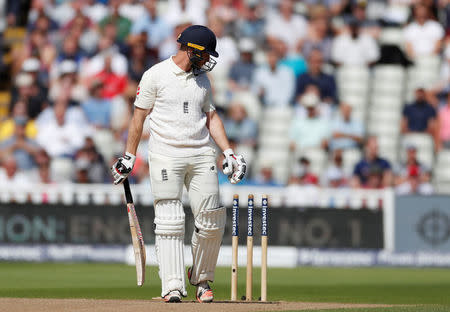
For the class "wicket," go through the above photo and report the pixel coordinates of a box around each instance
[231,194,268,302]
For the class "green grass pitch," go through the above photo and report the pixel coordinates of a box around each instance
[0,262,449,312]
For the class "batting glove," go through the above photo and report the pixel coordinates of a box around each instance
[222,149,247,184]
[111,152,136,185]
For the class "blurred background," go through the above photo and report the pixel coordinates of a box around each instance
[1,0,450,266]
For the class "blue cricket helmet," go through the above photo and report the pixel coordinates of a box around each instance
[177,25,219,58]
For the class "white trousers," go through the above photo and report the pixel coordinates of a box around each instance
[149,148,225,296]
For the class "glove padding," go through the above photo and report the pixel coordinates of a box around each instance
[111,152,136,185]
[222,149,247,184]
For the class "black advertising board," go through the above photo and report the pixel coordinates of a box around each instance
[0,204,383,249]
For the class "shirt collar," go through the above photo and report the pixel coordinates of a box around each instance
[169,56,193,77]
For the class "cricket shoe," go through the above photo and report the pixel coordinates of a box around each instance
[163,290,182,303]
[196,282,213,303]
[187,267,214,303]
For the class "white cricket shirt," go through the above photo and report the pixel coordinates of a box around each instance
[134,56,215,157]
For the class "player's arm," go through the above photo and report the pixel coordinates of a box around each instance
[111,107,149,184]
[206,110,246,184]
[111,70,155,185]
[126,107,150,156]
[206,110,231,152]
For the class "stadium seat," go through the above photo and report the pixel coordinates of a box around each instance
[342,148,362,175]
[436,150,450,166]
[370,94,403,111]
[379,28,404,47]
[259,134,290,150]
[373,65,406,83]
[253,149,290,185]
[92,129,116,163]
[367,120,400,137]
[231,91,262,121]
[336,65,370,82]
[293,147,327,176]
[50,158,75,183]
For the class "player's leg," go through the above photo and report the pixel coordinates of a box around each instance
[149,152,188,301]
[185,149,225,302]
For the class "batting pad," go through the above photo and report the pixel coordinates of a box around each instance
[154,200,187,297]
[190,206,226,285]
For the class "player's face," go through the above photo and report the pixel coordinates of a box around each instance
[198,51,210,66]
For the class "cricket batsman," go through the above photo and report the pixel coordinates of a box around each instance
[111,25,246,303]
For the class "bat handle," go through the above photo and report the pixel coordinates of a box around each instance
[123,178,134,204]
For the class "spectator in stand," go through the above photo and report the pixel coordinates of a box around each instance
[228,38,257,93]
[33,148,52,184]
[328,103,364,151]
[250,161,281,186]
[0,99,37,141]
[164,0,208,27]
[36,99,91,158]
[74,137,109,183]
[92,54,128,99]
[300,5,333,63]
[345,0,380,39]
[288,156,319,185]
[331,18,380,66]
[394,145,424,185]
[208,17,239,73]
[64,9,101,56]
[158,17,192,61]
[277,40,308,79]
[74,157,91,183]
[98,0,131,44]
[11,28,56,76]
[252,48,295,107]
[43,1,78,27]
[128,39,158,83]
[209,0,240,31]
[81,36,128,79]
[294,84,334,119]
[130,0,171,50]
[265,0,308,55]
[235,0,266,46]
[223,101,258,148]
[11,73,48,119]
[289,92,330,151]
[437,92,450,149]
[49,60,88,103]
[401,84,437,136]
[403,3,444,60]
[81,80,112,129]
[296,49,338,104]
[36,93,88,129]
[396,165,434,195]
[322,149,348,187]
[0,117,39,171]
[352,136,392,188]
[0,154,32,186]
[119,0,146,22]
[303,0,346,17]
[22,57,49,96]
[55,34,87,67]
[82,0,108,24]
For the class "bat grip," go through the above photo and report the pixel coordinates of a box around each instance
[123,178,134,204]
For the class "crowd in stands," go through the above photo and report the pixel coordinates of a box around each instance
[2,0,450,196]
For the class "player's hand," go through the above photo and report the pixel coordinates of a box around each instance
[111,152,136,185]
[222,149,247,184]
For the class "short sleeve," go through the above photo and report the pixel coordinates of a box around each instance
[202,77,215,113]
[134,70,157,110]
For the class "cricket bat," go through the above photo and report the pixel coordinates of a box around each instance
[123,178,146,286]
